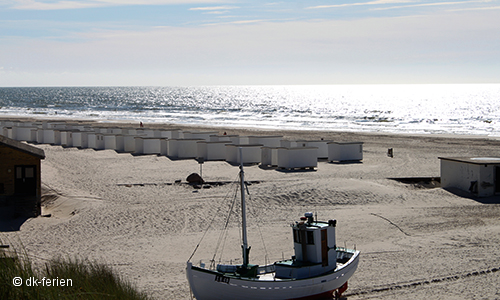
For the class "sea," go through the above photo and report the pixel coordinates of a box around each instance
[1,84,499,136]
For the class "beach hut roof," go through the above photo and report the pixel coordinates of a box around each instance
[0,135,45,159]
[438,157,500,165]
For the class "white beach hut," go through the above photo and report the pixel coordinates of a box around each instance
[159,129,182,139]
[103,134,124,151]
[160,139,169,156]
[439,157,500,197]
[184,131,218,141]
[209,134,239,143]
[107,127,122,134]
[167,139,204,159]
[60,131,72,147]
[36,129,45,144]
[88,133,105,150]
[197,141,232,161]
[60,130,83,147]
[72,131,91,148]
[2,127,15,140]
[142,137,165,155]
[123,134,144,153]
[280,140,299,148]
[15,127,38,142]
[328,142,363,162]
[14,121,34,128]
[140,129,159,138]
[261,147,280,167]
[225,144,263,165]
[134,137,144,154]
[92,127,110,134]
[248,136,283,147]
[277,147,318,170]
[298,140,331,159]
[47,123,68,130]
[42,129,61,145]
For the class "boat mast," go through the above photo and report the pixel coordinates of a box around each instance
[239,148,250,267]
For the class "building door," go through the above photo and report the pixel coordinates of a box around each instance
[15,165,37,195]
[321,229,328,267]
[496,167,500,194]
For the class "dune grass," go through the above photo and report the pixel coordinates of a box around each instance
[0,242,150,300]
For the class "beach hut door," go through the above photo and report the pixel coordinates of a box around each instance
[15,165,36,195]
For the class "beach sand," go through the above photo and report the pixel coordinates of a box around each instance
[2,118,500,299]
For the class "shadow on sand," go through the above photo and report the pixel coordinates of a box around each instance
[443,187,500,204]
[0,209,30,232]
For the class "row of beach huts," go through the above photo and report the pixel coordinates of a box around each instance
[1,120,363,170]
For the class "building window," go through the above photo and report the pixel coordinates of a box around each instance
[293,229,299,243]
[16,167,23,179]
[306,231,314,245]
[25,167,34,178]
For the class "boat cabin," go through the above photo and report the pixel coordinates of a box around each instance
[275,213,337,279]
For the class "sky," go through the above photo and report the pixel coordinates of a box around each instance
[0,0,499,86]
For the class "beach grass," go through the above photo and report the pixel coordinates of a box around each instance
[0,242,150,300]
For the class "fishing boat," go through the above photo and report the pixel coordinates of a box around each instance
[186,153,360,300]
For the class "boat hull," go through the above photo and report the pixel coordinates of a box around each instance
[186,251,360,300]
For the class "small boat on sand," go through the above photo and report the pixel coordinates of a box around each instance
[186,152,360,300]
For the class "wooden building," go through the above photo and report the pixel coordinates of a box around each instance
[0,135,45,217]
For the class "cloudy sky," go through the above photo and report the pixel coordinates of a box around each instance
[1,0,499,86]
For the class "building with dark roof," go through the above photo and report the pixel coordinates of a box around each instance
[0,135,45,217]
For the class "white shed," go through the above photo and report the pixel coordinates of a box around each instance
[210,134,239,143]
[297,140,331,159]
[103,134,124,151]
[123,135,141,152]
[184,131,218,141]
[142,137,165,154]
[225,144,263,165]
[439,157,500,197]
[261,147,280,167]
[72,131,91,148]
[2,127,15,140]
[197,141,231,161]
[158,129,182,139]
[327,142,363,162]
[15,127,38,142]
[60,130,81,147]
[280,140,299,148]
[167,139,204,159]
[88,133,105,150]
[277,147,318,170]
[41,129,57,144]
[134,137,145,154]
[248,136,283,147]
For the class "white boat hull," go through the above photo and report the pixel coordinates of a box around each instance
[186,251,360,300]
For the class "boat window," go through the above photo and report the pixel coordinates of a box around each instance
[307,231,314,245]
[293,229,299,243]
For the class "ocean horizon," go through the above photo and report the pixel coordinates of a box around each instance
[1,84,499,137]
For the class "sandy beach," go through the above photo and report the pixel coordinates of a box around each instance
[2,117,500,299]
